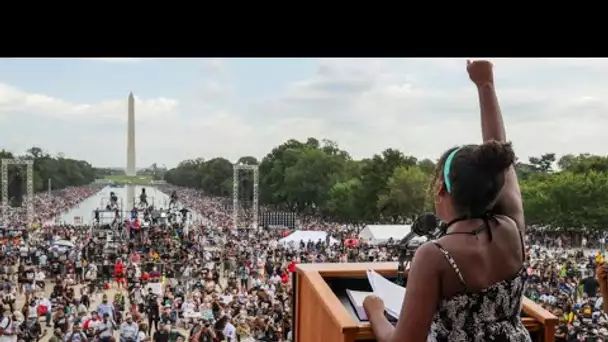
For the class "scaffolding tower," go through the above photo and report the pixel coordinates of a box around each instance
[232,164,259,229]
[1,159,34,226]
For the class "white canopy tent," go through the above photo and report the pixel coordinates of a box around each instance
[53,239,76,248]
[279,230,339,246]
[358,224,412,245]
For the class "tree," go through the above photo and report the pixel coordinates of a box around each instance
[515,161,537,180]
[558,154,608,174]
[283,146,348,212]
[0,147,96,197]
[164,159,205,188]
[378,166,429,223]
[355,149,417,222]
[258,139,311,207]
[417,158,436,174]
[528,153,556,173]
[165,136,608,231]
[256,138,351,211]
[163,155,259,198]
[324,179,362,223]
[200,158,233,197]
[521,171,608,230]
[237,156,259,166]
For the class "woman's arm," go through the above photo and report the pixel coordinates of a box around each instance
[364,243,442,342]
[468,60,524,231]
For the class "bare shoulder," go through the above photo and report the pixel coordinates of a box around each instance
[411,242,446,270]
[495,214,523,240]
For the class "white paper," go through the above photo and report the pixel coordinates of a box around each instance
[221,295,233,304]
[366,270,405,319]
[146,282,163,296]
[346,289,372,307]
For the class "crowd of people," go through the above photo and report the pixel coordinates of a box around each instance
[1,187,102,229]
[0,183,606,341]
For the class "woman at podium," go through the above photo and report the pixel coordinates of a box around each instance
[363,60,531,341]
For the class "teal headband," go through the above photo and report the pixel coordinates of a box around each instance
[443,147,461,193]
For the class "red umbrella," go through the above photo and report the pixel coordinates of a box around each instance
[345,238,359,247]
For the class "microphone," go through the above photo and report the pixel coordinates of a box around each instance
[395,213,441,286]
[412,213,439,237]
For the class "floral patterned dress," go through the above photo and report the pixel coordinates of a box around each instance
[428,242,532,342]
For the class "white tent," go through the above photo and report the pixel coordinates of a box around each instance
[53,239,76,248]
[358,224,412,245]
[279,230,339,246]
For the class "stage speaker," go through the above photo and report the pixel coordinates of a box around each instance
[8,171,24,207]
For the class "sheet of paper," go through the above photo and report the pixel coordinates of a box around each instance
[346,289,372,307]
[146,282,163,296]
[367,270,405,319]
[221,295,233,304]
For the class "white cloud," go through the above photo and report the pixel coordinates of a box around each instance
[262,58,608,162]
[0,82,182,166]
[0,83,178,121]
[1,58,608,168]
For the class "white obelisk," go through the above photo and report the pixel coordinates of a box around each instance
[126,92,136,177]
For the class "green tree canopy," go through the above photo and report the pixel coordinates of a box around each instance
[165,138,608,230]
[0,147,96,195]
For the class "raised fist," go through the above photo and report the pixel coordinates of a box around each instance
[467,60,494,86]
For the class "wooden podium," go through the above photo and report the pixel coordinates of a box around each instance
[294,262,557,342]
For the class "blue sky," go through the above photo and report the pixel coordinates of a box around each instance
[1,58,608,168]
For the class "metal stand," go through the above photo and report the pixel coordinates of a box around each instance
[232,164,259,230]
[100,196,123,212]
[395,231,418,286]
[1,159,34,226]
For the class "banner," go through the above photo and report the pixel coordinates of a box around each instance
[146,282,163,296]
[74,216,83,225]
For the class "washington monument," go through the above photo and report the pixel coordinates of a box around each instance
[126,92,136,176]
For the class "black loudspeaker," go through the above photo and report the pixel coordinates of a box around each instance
[8,171,23,207]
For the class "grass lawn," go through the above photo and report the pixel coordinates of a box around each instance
[104,174,154,184]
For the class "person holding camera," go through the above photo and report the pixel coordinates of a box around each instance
[189,321,214,342]
[119,315,139,342]
[64,324,88,342]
